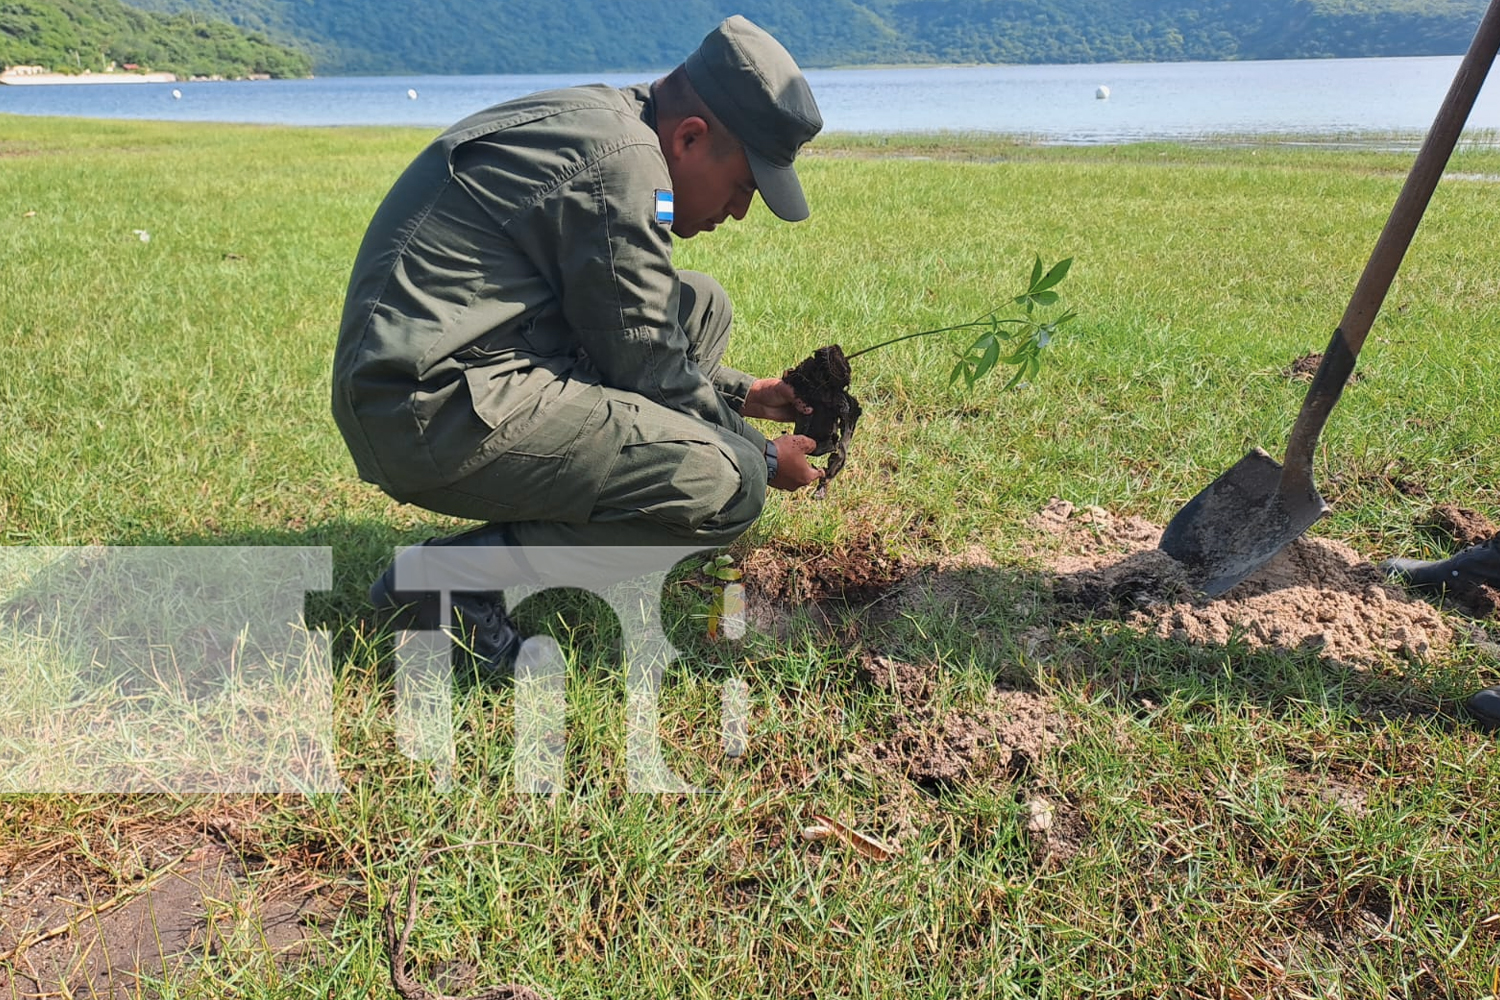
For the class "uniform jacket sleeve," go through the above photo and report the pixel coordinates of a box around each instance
[504,139,764,450]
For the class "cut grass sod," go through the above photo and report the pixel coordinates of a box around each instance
[1,115,1498,998]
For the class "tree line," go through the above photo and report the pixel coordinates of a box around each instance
[1,0,311,78]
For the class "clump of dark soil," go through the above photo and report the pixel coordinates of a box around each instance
[1285,352,1324,380]
[1443,582,1500,620]
[783,344,862,497]
[1053,546,1196,612]
[1283,352,1364,384]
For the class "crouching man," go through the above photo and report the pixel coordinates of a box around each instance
[333,16,826,673]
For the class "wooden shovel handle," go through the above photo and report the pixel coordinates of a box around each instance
[1283,0,1500,476]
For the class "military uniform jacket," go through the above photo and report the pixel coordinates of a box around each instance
[332,82,766,498]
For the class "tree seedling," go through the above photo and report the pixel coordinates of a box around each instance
[782,256,1076,495]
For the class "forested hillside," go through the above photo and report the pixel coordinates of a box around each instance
[0,0,312,77]
[110,0,1491,75]
[872,0,1489,63]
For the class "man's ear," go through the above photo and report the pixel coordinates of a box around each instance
[670,116,710,159]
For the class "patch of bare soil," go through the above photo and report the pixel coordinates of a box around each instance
[859,653,937,705]
[1283,771,1370,818]
[1423,503,1497,548]
[840,653,1074,851]
[1283,352,1364,384]
[1033,498,1456,666]
[739,531,909,637]
[1021,795,1091,864]
[0,818,344,998]
[740,532,907,606]
[865,680,1068,790]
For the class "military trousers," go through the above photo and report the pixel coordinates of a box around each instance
[393,271,768,549]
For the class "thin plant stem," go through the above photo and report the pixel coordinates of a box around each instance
[845,315,1028,360]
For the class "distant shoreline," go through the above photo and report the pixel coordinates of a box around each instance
[0,71,178,86]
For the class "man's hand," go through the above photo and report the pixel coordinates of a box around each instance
[742,378,812,423]
[767,435,824,492]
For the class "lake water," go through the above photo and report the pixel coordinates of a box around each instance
[3,56,1500,144]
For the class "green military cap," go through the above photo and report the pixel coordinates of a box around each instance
[685,14,824,223]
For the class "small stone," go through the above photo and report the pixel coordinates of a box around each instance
[1039,498,1074,523]
[1025,797,1055,833]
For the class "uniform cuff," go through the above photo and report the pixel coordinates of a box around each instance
[714,366,755,413]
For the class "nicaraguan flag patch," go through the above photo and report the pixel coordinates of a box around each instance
[655,189,674,224]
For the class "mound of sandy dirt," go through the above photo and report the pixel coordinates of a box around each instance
[1034,498,1455,666]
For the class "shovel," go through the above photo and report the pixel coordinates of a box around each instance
[1158,0,1500,597]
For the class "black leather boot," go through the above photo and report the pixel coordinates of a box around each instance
[369,523,526,679]
[1379,536,1500,591]
[1468,684,1500,731]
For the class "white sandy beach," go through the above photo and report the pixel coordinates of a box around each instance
[0,71,178,86]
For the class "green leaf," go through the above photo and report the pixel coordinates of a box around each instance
[978,336,1001,378]
[910,253,1079,396]
[1032,257,1073,293]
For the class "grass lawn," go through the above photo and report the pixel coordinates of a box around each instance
[1,114,1498,998]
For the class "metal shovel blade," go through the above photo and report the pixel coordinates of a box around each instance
[1158,447,1331,597]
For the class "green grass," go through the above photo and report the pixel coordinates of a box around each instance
[1,115,1498,998]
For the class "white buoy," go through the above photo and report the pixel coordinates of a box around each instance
[407,88,418,100]
[1096,85,1110,100]
[171,88,181,99]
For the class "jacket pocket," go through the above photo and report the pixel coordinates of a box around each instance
[456,380,636,524]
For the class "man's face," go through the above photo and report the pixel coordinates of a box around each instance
[664,119,758,239]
